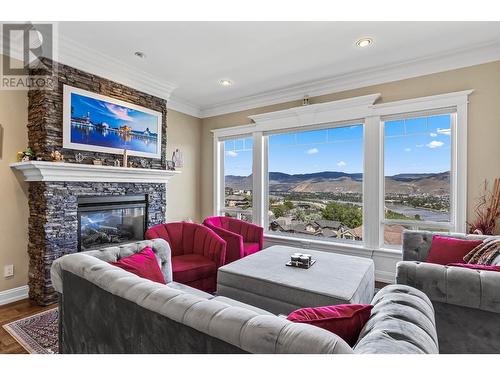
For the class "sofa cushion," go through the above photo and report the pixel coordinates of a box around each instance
[286,304,372,346]
[426,235,483,265]
[167,281,214,299]
[172,254,216,284]
[243,242,260,256]
[212,296,274,316]
[110,247,166,284]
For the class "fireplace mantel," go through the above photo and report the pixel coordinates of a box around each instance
[10,161,181,183]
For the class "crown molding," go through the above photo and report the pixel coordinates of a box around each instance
[56,35,177,101]
[199,39,500,118]
[167,96,202,118]
[5,27,497,120]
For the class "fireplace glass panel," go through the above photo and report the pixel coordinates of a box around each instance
[79,206,146,250]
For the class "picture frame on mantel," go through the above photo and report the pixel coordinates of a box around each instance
[62,85,163,159]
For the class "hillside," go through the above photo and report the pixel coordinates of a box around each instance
[226,171,450,195]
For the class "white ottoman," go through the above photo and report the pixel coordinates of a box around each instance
[217,245,375,315]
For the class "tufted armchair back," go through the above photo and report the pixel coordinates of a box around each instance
[204,217,258,239]
[203,216,264,263]
[145,222,227,267]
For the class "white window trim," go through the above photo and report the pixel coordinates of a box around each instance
[212,90,473,253]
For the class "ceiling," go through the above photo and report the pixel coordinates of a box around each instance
[57,22,500,117]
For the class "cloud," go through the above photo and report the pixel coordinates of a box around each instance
[103,103,135,121]
[226,150,238,157]
[437,128,451,136]
[307,148,319,155]
[404,148,411,152]
[426,140,444,149]
[337,161,346,167]
[430,132,437,137]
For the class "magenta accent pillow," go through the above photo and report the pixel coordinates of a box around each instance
[110,246,166,284]
[447,263,500,272]
[286,304,373,346]
[425,236,483,265]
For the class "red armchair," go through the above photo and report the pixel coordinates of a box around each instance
[145,222,226,293]
[203,216,264,264]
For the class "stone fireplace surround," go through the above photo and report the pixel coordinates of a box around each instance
[29,181,166,305]
[19,60,171,305]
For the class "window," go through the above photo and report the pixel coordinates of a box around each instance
[266,124,364,242]
[382,112,454,246]
[221,136,253,222]
[213,91,470,252]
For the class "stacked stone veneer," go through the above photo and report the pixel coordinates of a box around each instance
[26,60,168,305]
[28,60,167,167]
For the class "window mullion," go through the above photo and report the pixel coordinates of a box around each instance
[363,116,382,250]
[252,131,264,226]
[213,137,224,216]
[453,108,467,233]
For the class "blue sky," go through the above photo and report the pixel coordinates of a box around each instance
[224,114,451,177]
[71,93,157,133]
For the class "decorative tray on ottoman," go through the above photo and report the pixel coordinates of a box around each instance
[286,253,316,269]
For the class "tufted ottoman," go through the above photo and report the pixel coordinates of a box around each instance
[217,245,375,315]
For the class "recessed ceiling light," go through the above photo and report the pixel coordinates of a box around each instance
[134,51,146,59]
[356,38,373,48]
[219,79,233,87]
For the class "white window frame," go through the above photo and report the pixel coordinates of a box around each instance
[379,110,458,250]
[213,128,255,220]
[262,120,366,247]
[212,90,472,253]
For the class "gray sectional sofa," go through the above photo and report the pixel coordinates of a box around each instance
[397,230,500,354]
[51,239,439,354]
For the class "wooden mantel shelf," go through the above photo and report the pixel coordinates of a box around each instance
[10,161,181,183]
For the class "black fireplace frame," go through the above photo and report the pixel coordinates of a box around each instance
[77,194,148,251]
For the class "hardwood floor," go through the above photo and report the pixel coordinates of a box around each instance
[0,299,57,354]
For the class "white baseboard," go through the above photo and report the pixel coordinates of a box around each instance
[375,270,396,284]
[0,285,29,306]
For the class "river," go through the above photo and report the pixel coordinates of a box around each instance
[386,203,449,222]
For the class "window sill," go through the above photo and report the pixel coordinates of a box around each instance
[264,232,402,259]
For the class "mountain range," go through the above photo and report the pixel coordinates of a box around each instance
[225,171,450,195]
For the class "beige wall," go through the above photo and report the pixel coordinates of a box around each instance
[201,61,500,229]
[0,89,29,293]
[166,109,202,223]
[0,103,203,293]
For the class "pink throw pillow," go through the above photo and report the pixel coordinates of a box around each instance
[110,246,166,284]
[446,263,500,272]
[286,304,373,346]
[425,236,483,265]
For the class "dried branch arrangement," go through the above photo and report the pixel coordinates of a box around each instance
[468,178,500,235]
